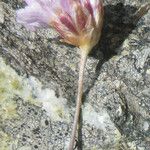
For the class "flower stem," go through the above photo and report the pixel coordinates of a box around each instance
[68,52,87,150]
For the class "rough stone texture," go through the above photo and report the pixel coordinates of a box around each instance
[0,0,150,150]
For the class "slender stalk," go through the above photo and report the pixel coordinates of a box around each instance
[68,52,87,150]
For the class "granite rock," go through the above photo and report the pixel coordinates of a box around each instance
[0,0,150,150]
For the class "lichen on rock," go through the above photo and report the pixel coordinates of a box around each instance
[0,56,70,149]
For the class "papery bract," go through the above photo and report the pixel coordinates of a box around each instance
[17,0,104,53]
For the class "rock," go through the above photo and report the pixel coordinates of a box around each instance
[0,0,150,150]
[0,3,4,24]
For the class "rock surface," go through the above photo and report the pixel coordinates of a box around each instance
[0,0,150,150]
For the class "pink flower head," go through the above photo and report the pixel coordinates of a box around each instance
[17,0,104,53]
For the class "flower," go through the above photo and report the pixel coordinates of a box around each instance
[17,0,104,54]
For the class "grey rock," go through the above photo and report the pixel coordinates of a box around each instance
[0,0,150,150]
[0,3,4,24]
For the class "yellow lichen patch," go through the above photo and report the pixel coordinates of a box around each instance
[28,96,41,107]
[0,87,6,94]
[11,79,22,91]
[0,58,24,149]
[0,130,11,150]
[91,147,97,150]
[0,87,7,102]
[0,57,70,123]
[0,80,18,121]
[56,108,64,118]
[0,58,23,121]
[0,100,18,121]
[0,71,5,81]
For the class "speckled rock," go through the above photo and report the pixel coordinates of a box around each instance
[0,0,150,150]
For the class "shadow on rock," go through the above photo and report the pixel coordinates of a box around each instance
[83,3,150,99]
[79,3,150,150]
[90,3,150,61]
[83,3,146,101]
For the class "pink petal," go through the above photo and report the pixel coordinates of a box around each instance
[59,14,78,34]
[84,0,94,16]
[24,0,51,6]
[16,2,52,30]
[24,0,35,5]
[51,21,74,39]
[60,0,72,13]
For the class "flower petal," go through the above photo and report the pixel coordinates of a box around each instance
[24,0,35,5]
[51,21,76,41]
[76,4,87,30]
[84,0,93,16]
[60,0,72,13]
[59,13,78,34]
[17,1,52,30]
[24,0,51,6]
